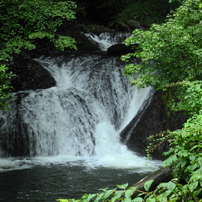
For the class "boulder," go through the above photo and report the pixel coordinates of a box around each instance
[9,53,56,92]
[121,90,187,159]
[127,19,145,30]
[73,32,99,51]
[107,44,138,56]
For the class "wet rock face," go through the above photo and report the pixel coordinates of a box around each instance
[122,91,187,159]
[0,91,34,157]
[9,53,56,92]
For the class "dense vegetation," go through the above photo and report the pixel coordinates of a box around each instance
[58,0,202,201]
[0,0,77,62]
[0,65,14,109]
[0,0,201,201]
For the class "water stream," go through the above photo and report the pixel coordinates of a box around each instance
[0,33,161,202]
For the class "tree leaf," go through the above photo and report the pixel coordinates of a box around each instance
[117,183,129,190]
[189,181,198,192]
[132,197,143,202]
[125,187,137,198]
[102,189,116,200]
[193,188,202,199]
[144,180,154,192]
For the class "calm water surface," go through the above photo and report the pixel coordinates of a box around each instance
[0,164,149,202]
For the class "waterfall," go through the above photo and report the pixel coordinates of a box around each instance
[0,35,161,172]
[85,32,132,51]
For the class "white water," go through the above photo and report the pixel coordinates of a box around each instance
[85,32,132,51]
[0,34,161,173]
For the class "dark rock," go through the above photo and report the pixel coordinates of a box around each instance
[0,92,33,157]
[28,34,99,59]
[121,90,187,159]
[73,32,99,51]
[107,44,138,56]
[8,53,56,92]
[56,20,100,52]
[127,19,146,30]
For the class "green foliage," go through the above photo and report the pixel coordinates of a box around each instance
[145,111,202,201]
[56,173,202,201]
[56,183,138,202]
[165,80,202,116]
[0,0,77,61]
[0,65,15,108]
[53,36,77,51]
[162,112,202,181]
[122,0,202,90]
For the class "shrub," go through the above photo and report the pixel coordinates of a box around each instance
[0,0,77,62]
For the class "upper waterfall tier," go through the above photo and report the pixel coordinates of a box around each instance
[85,32,132,51]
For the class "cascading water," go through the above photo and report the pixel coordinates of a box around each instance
[0,33,161,202]
[85,32,132,51]
[0,54,159,169]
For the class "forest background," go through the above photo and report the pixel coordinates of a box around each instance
[0,0,202,201]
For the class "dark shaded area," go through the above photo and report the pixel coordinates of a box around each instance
[77,0,116,25]
[0,92,34,157]
[27,20,100,59]
[75,0,180,29]
[8,54,56,92]
[0,165,146,201]
[107,44,138,56]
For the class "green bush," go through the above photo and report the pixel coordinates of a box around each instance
[0,0,77,62]
[165,81,202,117]
[0,65,15,108]
[122,0,202,90]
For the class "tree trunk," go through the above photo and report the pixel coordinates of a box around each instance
[131,167,173,198]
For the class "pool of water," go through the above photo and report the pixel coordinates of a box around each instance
[0,163,151,202]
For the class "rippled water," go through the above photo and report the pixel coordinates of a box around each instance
[0,162,152,202]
